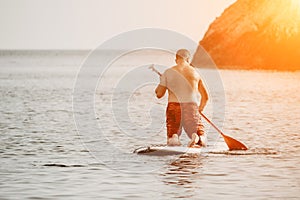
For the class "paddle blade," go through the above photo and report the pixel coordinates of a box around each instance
[222,134,248,151]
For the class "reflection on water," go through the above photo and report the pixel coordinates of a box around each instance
[159,154,209,199]
[158,146,283,199]
[163,154,203,186]
[209,148,278,155]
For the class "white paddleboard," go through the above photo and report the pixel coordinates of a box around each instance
[134,145,209,156]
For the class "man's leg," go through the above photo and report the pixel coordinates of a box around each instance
[182,103,205,147]
[166,103,182,146]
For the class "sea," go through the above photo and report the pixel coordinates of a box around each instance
[0,50,299,199]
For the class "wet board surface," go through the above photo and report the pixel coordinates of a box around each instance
[133,145,274,156]
[133,145,210,156]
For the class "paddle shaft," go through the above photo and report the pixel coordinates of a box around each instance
[200,112,225,137]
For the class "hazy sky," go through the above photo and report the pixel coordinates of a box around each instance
[0,0,236,49]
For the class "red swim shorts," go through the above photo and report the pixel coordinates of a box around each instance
[166,102,204,139]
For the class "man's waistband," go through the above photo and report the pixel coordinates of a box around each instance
[167,102,198,106]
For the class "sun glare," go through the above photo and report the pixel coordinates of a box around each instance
[290,0,300,21]
[291,0,300,8]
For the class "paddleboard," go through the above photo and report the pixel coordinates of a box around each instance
[134,145,208,156]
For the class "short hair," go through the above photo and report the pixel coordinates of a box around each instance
[176,49,191,62]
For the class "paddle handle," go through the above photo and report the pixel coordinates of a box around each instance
[200,112,225,137]
[149,64,162,76]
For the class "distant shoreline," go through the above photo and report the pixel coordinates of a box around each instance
[0,49,298,72]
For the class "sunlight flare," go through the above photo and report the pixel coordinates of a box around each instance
[291,0,300,7]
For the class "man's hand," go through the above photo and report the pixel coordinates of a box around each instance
[155,84,167,99]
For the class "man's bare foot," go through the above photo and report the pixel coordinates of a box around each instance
[167,134,181,146]
[188,133,200,147]
[199,134,207,147]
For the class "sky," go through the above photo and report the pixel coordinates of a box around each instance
[0,0,236,49]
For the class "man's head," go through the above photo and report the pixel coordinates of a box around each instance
[176,49,191,63]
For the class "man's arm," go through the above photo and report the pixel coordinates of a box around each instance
[155,84,167,99]
[198,79,209,112]
[155,71,167,99]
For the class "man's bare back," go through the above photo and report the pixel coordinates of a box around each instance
[167,63,201,103]
[156,61,208,112]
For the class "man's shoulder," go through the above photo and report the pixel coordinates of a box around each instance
[189,66,201,79]
[163,66,176,75]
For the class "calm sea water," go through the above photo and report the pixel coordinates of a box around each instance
[0,50,300,199]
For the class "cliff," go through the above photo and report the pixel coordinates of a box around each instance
[194,0,300,70]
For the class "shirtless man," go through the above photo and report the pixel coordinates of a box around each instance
[155,49,209,147]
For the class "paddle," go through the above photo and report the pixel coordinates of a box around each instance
[149,64,248,151]
[200,112,248,150]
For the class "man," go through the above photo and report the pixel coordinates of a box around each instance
[155,49,209,147]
